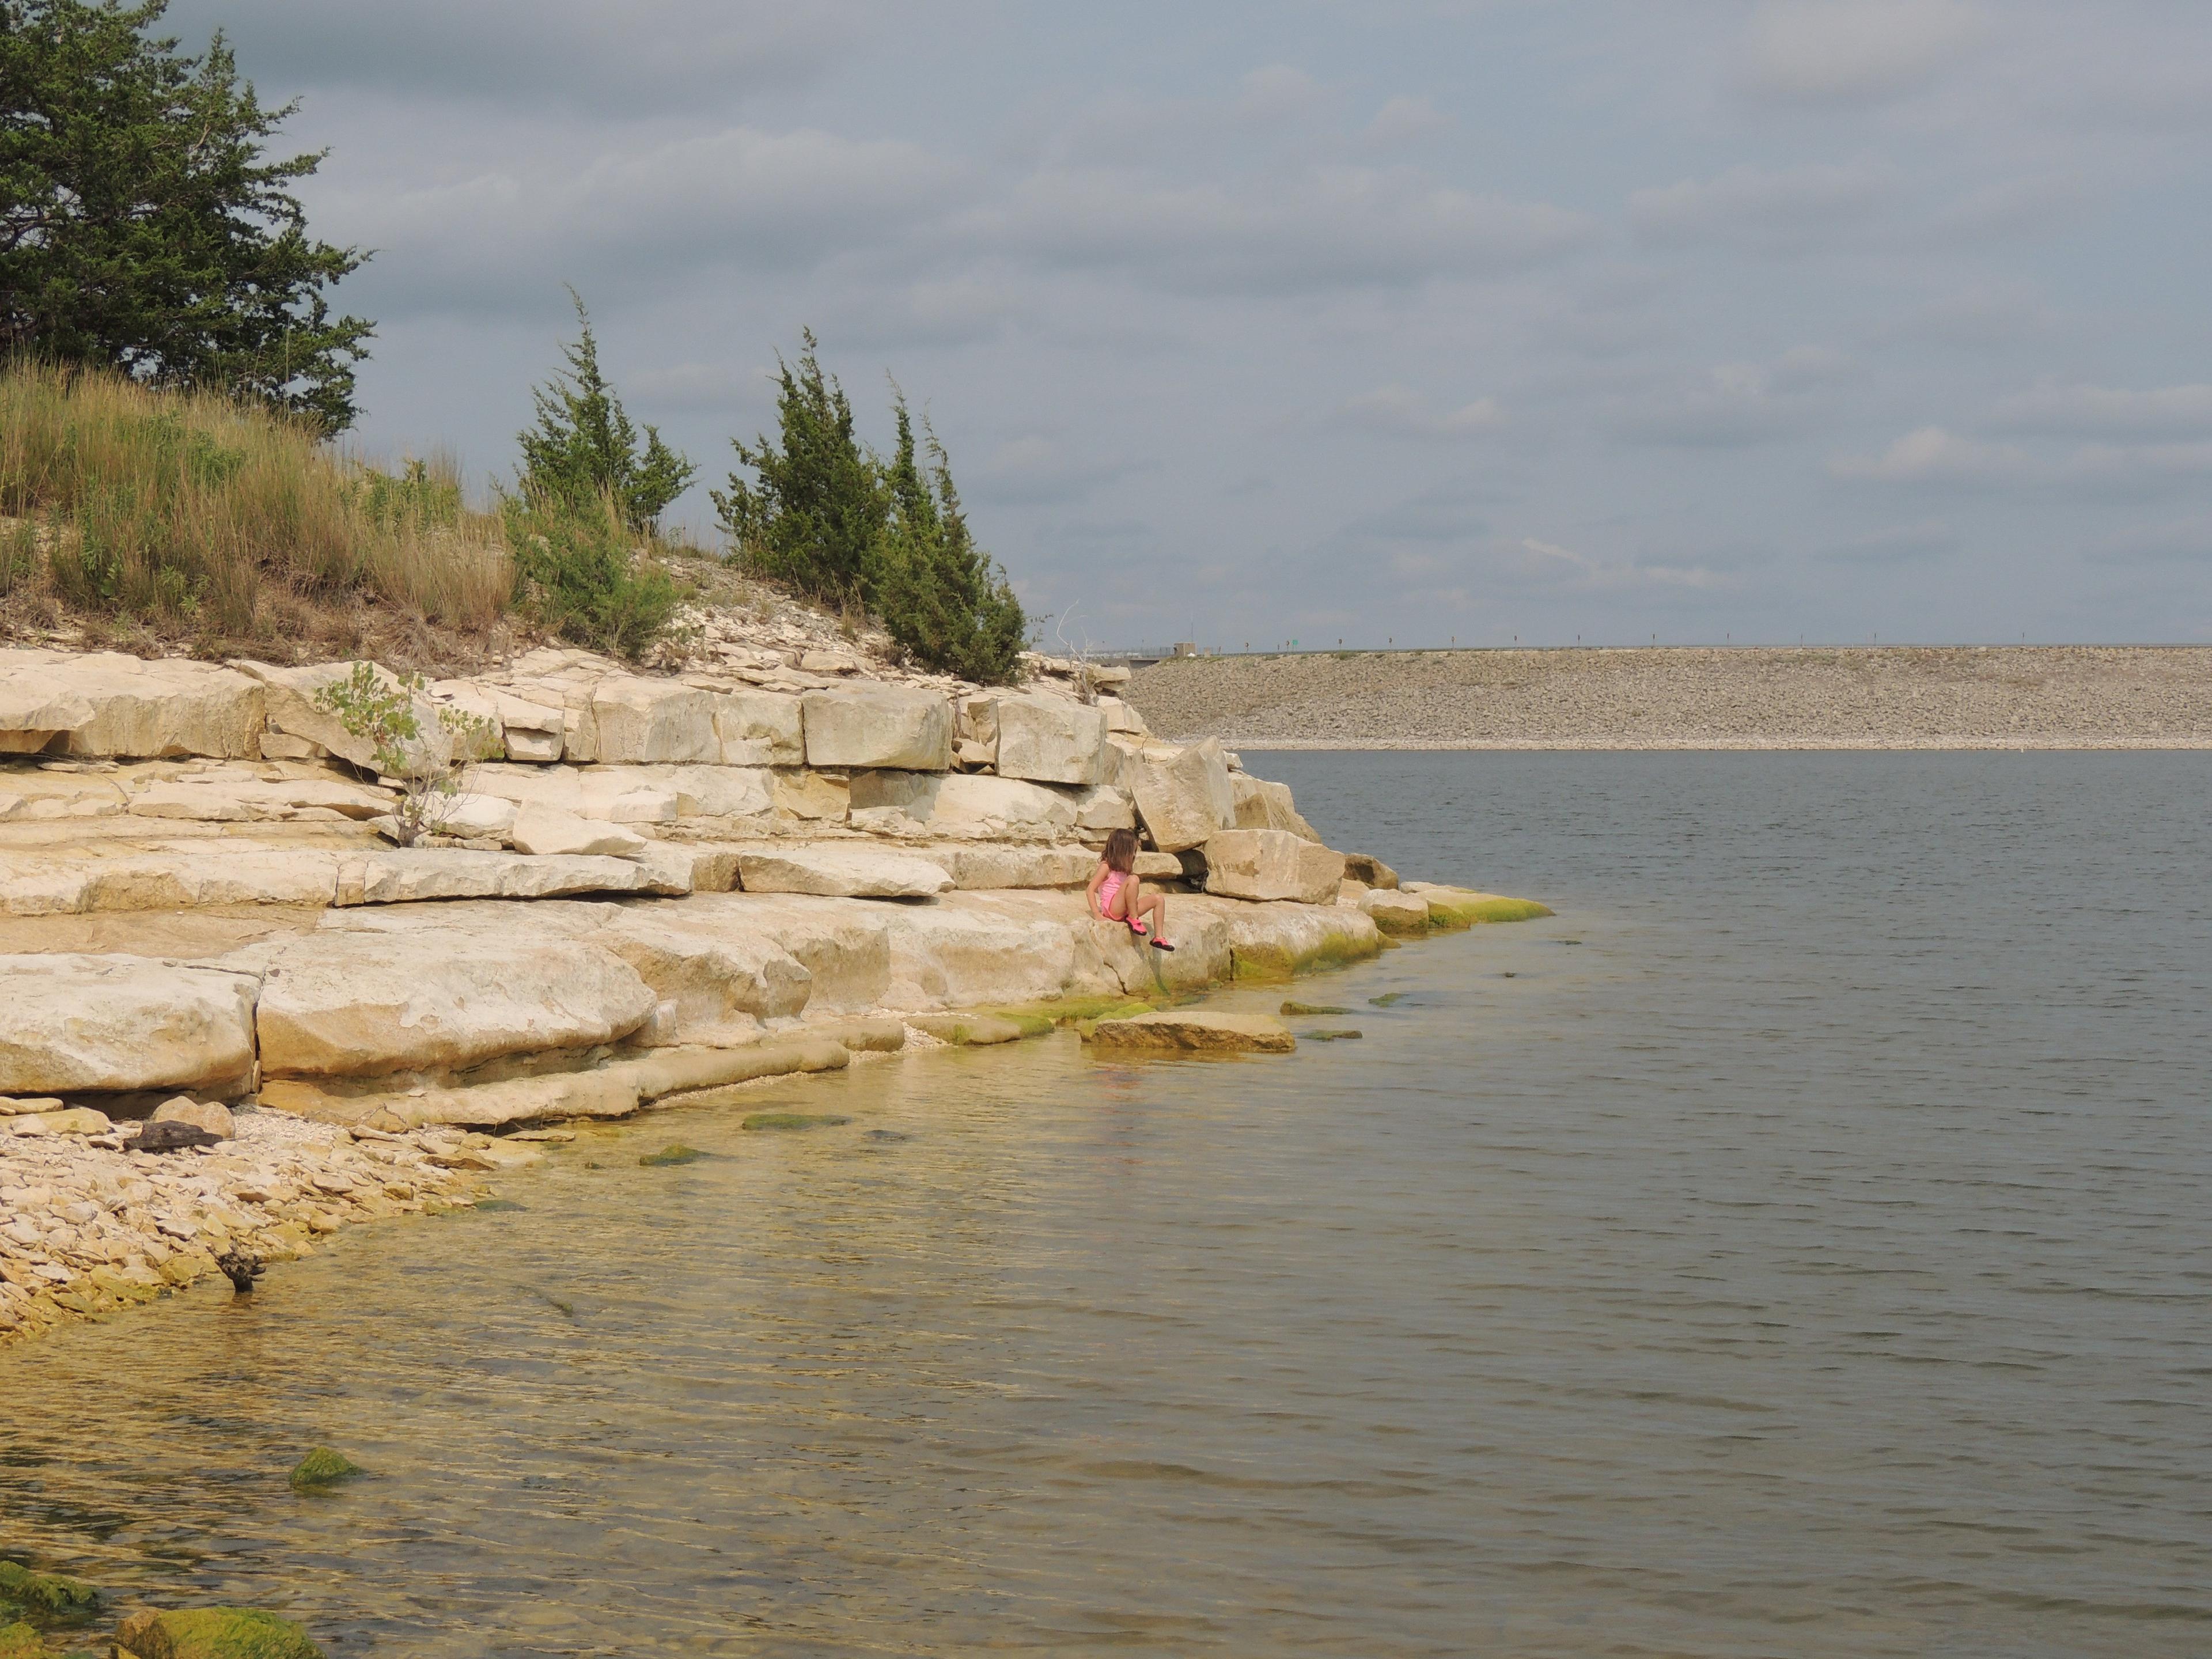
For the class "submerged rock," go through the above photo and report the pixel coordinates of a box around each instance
[1300,1028,1363,1040]
[113,1607,324,1659]
[286,1448,361,1491]
[740,1112,851,1132]
[0,1563,97,1618]
[638,1144,706,1166]
[1400,883,1555,928]
[904,1013,1027,1046]
[1279,1001,1350,1016]
[1082,1011,1296,1054]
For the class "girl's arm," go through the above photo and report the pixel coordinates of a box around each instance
[1085,862,1106,914]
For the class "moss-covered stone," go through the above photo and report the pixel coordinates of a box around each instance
[1279,1001,1350,1016]
[286,1448,361,1492]
[989,995,1154,1027]
[0,1565,96,1618]
[638,1143,706,1166]
[739,1113,851,1132]
[972,1008,1057,1039]
[0,1620,56,1659]
[1368,991,1407,1007]
[1419,891,1554,929]
[113,1607,325,1659]
[1229,930,1380,982]
[905,1013,1026,1046]
[1300,1028,1363,1040]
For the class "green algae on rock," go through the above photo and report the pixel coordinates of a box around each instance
[0,1621,56,1659]
[0,1565,96,1619]
[113,1607,324,1659]
[1368,992,1408,1007]
[1404,885,1555,929]
[1280,1001,1350,1016]
[1300,1028,1363,1040]
[286,1448,361,1492]
[905,1013,1028,1046]
[638,1144,707,1166]
[1084,1011,1297,1054]
[740,1113,853,1132]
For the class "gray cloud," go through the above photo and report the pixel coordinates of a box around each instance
[1991,380,2212,437]
[1736,0,1992,105]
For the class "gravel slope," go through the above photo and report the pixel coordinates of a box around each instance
[1124,646,2212,749]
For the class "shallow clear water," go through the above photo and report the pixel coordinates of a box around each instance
[4,753,2210,1657]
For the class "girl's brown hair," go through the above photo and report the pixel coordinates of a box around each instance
[1104,828,1138,872]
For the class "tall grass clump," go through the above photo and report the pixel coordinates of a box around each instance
[0,363,510,639]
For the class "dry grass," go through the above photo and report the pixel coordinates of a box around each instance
[0,363,516,668]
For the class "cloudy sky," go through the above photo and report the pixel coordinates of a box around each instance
[167,0,2212,647]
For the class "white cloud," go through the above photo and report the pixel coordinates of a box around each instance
[1830,426,2032,483]
[1816,521,1958,563]
[1363,95,1453,149]
[968,164,1596,293]
[1339,384,1505,438]
[1605,347,1848,446]
[1235,65,1330,124]
[2086,517,2212,563]
[330,126,963,309]
[1992,380,2212,437]
[1630,161,1895,247]
[1738,0,1991,104]
[1521,538,1723,589]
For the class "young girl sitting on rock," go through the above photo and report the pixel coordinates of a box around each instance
[1088,827,1174,950]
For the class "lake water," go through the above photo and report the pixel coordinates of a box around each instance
[3,752,2209,1657]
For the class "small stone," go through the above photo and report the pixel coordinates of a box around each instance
[638,1143,706,1166]
[150,1097,236,1141]
[288,1446,362,1491]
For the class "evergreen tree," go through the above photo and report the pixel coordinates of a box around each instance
[872,392,1026,683]
[516,290,694,533]
[711,328,885,600]
[0,0,373,431]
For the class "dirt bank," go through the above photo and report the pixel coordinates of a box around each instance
[1124,646,2212,749]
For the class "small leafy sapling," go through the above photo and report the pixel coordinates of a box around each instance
[313,663,500,845]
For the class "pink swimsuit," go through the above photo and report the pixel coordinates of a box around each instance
[1097,869,1128,915]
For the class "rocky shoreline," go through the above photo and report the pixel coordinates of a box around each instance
[0,641,1540,1349]
[1124,645,2212,749]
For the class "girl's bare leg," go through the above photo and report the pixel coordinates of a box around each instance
[1140,889,1169,943]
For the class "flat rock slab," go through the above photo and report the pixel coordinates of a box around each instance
[337,849,660,906]
[0,649,265,758]
[1083,1010,1296,1054]
[906,1012,1028,1046]
[0,953,259,1094]
[254,931,657,1078]
[736,844,953,899]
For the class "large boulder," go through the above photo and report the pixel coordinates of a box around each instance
[877,892,1094,1007]
[589,676,720,765]
[253,931,657,1078]
[734,844,955,899]
[993,695,1111,786]
[801,687,953,771]
[1201,828,1345,904]
[0,955,257,1095]
[849,771,1078,839]
[1360,887,1431,934]
[0,649,266,759]
[589,906,813,1042]
[713,690,804,766]
[1123,738,1234,852]
[1230,774,1320,842]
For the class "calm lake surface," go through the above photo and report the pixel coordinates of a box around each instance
[4,752,2210,1657]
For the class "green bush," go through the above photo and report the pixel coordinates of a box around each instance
[517,292,694,534]
[502,491,682,659]
[712,329,885,602]
[872,397,1024,683]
